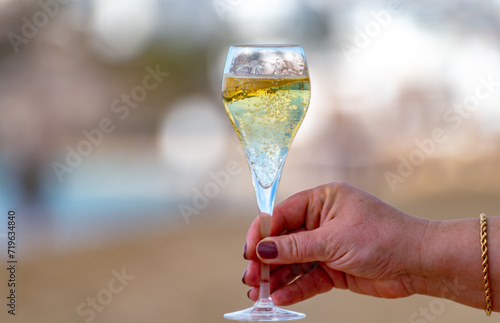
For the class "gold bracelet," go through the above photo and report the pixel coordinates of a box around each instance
[480,213,492,316]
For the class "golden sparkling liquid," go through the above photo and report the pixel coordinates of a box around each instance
[222,76,311,188]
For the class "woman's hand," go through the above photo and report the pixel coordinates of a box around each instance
[242,182,430,305]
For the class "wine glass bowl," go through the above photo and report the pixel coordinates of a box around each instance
[222,45,310,321]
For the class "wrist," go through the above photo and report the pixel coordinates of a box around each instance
[406,220,444,297]
[401,218,439,297]
[412,218,485,308]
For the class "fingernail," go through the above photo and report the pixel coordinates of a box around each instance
[257,240,278,259]
[241,268,247,284]
[247,289,252,299]
[243,242,248,260]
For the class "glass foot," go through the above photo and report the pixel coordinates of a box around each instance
[224,301,305,321]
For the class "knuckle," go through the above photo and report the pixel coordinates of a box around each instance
[286,233,301,262]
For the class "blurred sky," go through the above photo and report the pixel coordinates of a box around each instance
[1,0,500,254]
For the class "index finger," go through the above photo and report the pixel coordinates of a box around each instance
[244,186,325,260]
[272,187,322,233]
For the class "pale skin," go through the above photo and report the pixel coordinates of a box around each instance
[242,182,499,312]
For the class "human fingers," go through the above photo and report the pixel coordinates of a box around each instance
[256,227,334,265]
[244,216,261,261]
[243,213,295,261]
[246,262,318,301]
[244,184,330,260]
[242,261,284,287]
[243,225,309,288]
[241,260,261,286]
[248,264,336,305]
[268,262,319,292]
[271,187,320,234]
[244,204,309,262]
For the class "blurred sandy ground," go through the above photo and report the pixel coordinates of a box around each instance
[1,0,500,322]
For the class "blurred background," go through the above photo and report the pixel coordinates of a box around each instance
[0,0,500,322]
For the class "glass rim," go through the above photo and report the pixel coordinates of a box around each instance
[229,44,303,48]
[223,44,308,76]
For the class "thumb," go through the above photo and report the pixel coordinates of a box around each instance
[256,229,330,264]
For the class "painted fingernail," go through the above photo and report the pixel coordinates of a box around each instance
[257,241,278,259]
[241,268,247,284]
[243,242,248,260]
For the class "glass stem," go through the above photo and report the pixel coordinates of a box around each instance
[259,219,272,306]
[251,160,285,307]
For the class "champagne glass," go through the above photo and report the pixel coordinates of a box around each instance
[222,45,310,321]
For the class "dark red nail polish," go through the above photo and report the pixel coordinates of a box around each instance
[243,242,248,260]
[257,241,278,259]
[241,269,247,284]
